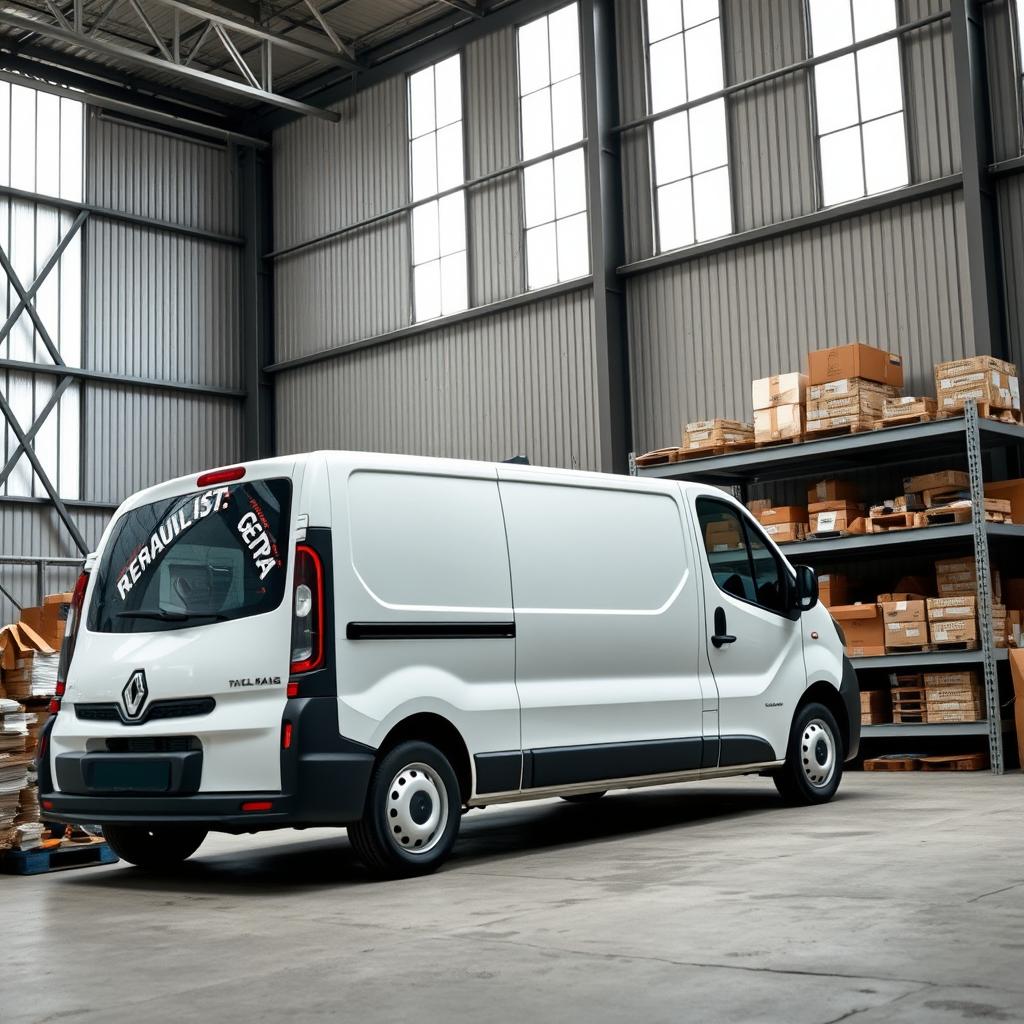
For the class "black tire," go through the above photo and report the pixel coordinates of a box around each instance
[560,791,607,804]
[773,702,844,805]
[103,824,207,869]
[347,740,461,878]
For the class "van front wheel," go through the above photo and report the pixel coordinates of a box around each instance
[102,824,207,869]
[348,740,461,878]
[773,702,843,805]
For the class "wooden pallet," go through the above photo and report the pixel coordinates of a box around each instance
[867,511,919,533]
[804,422,873,439]
[919,752,990,772]
[886,644,932,656]
[633,447,682,468]
[0,839,118,876]
[754,435,803,449]
[930,640,980,652]
[937,402,1023,425]
[891,686,927,724]
[920,506,1012,526]
[874,412,936,429]
[864,755,921,771]
[675,441,756,460]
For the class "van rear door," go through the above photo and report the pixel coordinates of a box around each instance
[56,466,298,793]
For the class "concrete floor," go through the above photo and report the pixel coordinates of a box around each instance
[6,772,1024,1024]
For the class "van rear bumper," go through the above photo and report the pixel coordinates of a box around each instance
[37,699,377,832]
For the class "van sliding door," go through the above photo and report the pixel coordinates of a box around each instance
[497,470,706,790]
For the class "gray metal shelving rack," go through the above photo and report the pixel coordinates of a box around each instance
[631,400,1022,775]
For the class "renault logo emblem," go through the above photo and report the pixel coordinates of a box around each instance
[122,669,149,720]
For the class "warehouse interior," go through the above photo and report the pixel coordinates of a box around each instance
[3,0,1024,1020]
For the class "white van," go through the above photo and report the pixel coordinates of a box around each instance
[40,452,859,877]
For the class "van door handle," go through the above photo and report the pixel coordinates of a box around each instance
[712,607,736,648]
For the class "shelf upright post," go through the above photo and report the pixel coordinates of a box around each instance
[965,399,1003,774]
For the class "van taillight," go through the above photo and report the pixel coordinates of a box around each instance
[53,570,89,715]
[290,544,324,675]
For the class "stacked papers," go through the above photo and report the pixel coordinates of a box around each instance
[14,821,44,850]
[30,652,59,698]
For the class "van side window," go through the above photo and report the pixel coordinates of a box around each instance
[696,498,788,615]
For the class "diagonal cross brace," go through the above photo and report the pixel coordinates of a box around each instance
[0,209,88,351]
[0,386,88,553]
[0,208,90,554]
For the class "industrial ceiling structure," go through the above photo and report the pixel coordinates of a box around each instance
[0,0,498,139]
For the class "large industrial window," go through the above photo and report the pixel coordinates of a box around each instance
[0,82,83,500]
[408,54,468,323]
[517,4,590,290]
[645,0,732,252]
[808,0,909,207]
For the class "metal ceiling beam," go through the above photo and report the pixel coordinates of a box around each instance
[435,0,484,18]
[142,0,362,70]
[0,65,269,147]
[0,9,341,120]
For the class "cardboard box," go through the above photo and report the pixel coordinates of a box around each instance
[831,603,885,656]
[928,596,977,621]
[809,498,864,514]
[684,419,754,450]
[809,508,863,533]
[752,372,807,410]
[877,592,929,603]
[757,506,808,527]
[883,396,937,420]
[984,479,1024,526]
[17,605,67,651]
[923,670,978,691]
[761,522,808,544]
[806,479,859,504]
[807,343,905,388]
[818,573,849,608]
[880,599,927,624]
[746,498,773,514]
[929,618,978,644]
[806,377,901,405]
[753,404,803,443]
[935,356,1020,413]
[904,470,969,493]
[705,522,743,551]
[885,621,928,648]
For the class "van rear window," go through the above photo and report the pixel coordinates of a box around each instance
[88,478,291,634]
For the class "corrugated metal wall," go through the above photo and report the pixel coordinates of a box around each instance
[619,0,973,453]
[276,287,599,470]
[271,23,597,469]
[628,191,971,453]
[0,112,244,622]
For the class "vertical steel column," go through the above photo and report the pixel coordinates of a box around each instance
[238,143,275,460]
[581,0,631,473]
[965,399,1003,774]
[951,0,1007,359]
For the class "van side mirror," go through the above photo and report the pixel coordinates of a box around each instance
[794,565,818,613]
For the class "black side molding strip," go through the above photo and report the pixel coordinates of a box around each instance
[346,621,516,640]
[719,735,778,767]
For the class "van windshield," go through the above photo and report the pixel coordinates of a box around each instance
[88,478,291,634]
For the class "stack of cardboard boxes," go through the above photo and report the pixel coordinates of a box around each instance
[936,355,1020,420]
[879,593,928,652]
[752,373,806,445]
[806,479,865,536]
[0,593,68,853]
[923,671,985,723]
[683,419,753,455]
[756,505,809,544]
[805,343,904,436]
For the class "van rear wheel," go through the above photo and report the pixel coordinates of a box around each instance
[773,702,843,805]
[348,740,461,878]
[102,824,207,869]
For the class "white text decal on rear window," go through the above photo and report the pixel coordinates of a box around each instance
[116,487,231,600]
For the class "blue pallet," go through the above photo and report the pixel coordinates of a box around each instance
[1,841,119,875]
